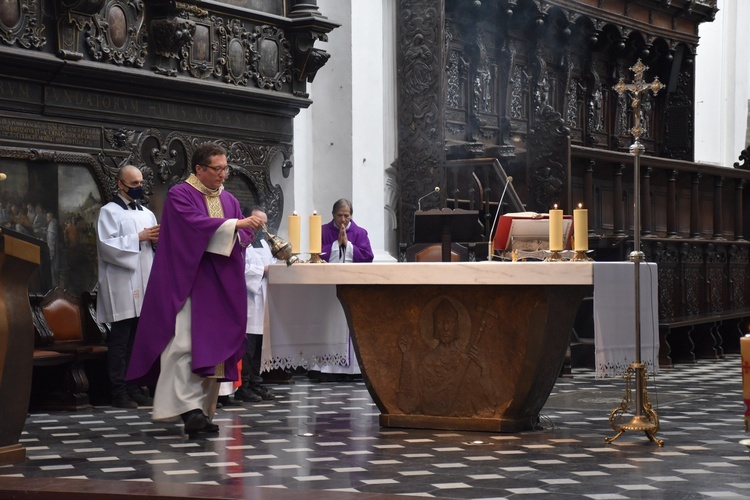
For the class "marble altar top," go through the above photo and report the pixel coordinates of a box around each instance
[268,261,594,286]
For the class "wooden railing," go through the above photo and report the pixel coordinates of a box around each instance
[570,144,750,366]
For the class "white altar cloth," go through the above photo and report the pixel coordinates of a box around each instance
[263,283,352,371]
[594,262,659,378]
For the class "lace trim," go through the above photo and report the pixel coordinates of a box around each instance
[596,356,659,378]
[261,352,350,372]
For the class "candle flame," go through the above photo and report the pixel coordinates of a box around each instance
[578,203,583,209]
[553,204,558,210]
[313,210,317,215]
[292,210,298,216]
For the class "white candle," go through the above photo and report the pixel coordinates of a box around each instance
[549,205,563,252]
[573,204,588,252]
[309,211,322,254]
[288,211,300,254]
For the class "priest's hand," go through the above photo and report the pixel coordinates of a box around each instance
[337,222,348,247]
[139,225,160,243]
[237,215,263,231]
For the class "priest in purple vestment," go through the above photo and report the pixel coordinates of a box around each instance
[320,198,374,263]
[126,143,264,437]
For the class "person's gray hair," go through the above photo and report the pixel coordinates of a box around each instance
[332,198,352,215]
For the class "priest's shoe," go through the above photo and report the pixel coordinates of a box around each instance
[182,409,219,437]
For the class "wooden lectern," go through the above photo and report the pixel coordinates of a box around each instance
[414,208,481,262]
[0,227,42,464]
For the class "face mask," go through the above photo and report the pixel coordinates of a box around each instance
[125,185,143,200]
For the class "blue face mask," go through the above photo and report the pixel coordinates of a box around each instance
[125,185,143,200]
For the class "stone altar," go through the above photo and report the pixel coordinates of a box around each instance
[269,262,594,432]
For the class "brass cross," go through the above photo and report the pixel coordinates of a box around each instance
[614,59,664,142]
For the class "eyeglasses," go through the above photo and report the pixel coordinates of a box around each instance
[199,164,230,175]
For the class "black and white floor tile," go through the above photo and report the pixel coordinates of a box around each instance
[2,356,750,499]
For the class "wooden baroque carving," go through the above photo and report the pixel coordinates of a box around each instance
[56,0,104,60]
[397,0,445,245]
[180,18,217,79]
[217,18,251,86]
[291,29,331,85]
[527,105,569,211]
[0,0,45,49]
[86,0,147,67]
[249,25,292,91]
[151,16,195,77]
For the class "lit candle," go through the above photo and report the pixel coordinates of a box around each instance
[309,211,322,254]
[288,211,300,254]
[573,203,588,252]
[549,204,563,252]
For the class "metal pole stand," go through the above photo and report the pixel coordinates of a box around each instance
[605,140,662,447]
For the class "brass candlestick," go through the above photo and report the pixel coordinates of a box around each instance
[544,250,563,262]
[606,59,664,447]
[571,250,593,261]
[307,253,324,263]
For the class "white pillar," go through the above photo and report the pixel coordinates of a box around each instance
[695,0,749,166]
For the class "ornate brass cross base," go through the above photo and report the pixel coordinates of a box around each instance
[605,363,663,446]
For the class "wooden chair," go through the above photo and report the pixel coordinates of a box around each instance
[29,288,108,411]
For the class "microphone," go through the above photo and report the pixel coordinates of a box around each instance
[417,186,440,211]
[488,176,513,260]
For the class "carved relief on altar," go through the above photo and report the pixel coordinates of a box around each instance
[396,294,498,418]
[0,0,45,49]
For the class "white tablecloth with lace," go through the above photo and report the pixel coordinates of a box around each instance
[262,283,353,372]
[594,262,659,378]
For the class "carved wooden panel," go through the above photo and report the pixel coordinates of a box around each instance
[0,0,45,50]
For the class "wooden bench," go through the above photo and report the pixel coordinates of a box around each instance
[659,308,750,368]
[29,288,108,411]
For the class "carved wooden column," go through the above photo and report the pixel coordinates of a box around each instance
[667,169,678,237]
[690,172,702,238]
[713,176,724,239]
[396,0,446,243]
[584,160,595,237]
[735,179,745,241]
[642,166,653,236]
[613,163,625,235]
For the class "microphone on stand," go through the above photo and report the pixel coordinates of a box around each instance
[417,186,440,211]
[488,176,513,260]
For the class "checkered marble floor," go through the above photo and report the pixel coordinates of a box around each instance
[2,356,750,499]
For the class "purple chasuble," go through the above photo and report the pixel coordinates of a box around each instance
[126,182,253,385]
[320,219,374,263]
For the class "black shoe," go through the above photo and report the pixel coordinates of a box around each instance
[251,385,275,401]
[234,388,262,403]
[217,395,242,407]
[127,391,153,407]
[112,393,137,409]
[182,409,219,437]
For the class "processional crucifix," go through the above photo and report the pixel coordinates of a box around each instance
[605,59,665,446]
